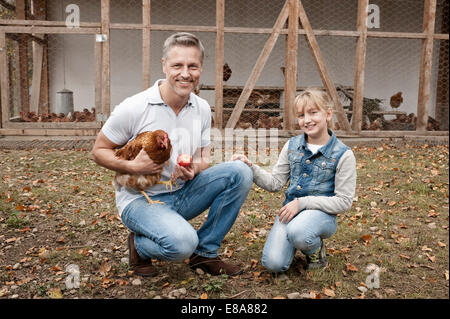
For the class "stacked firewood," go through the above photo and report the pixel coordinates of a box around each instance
[18,108,96,122]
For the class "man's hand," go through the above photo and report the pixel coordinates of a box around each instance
[128,149,164,175]
[172,164,195,181]
[278,199,300,224]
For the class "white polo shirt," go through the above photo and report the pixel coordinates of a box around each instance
[102,79,211,215]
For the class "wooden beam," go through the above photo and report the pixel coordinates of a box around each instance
[283,0,298,130]
[30,37,43,113]
[225,0,289,129]
[297,0,351,131]
[417,0,437,132]
[142,0,151,90]
[94,41,102,119]
[434,0,449,130]
[352,0,368,131]
[214,0,225,128]
[30,0,46,114]
[0,26,101,34]
[101,0,111,116]
[0,32,9,127]
[16,0,30,113]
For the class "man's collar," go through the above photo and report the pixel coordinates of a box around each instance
[146,79,195,108]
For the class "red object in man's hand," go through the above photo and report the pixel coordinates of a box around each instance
[177,154,192,168]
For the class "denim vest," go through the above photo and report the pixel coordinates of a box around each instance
[284,130,350,206]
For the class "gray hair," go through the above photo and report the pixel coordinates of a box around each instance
[162,32,205,64]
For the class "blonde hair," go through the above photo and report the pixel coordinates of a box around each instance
[294,89,334,128]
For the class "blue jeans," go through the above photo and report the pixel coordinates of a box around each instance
[261,209,337,273]
[120,161,253,261]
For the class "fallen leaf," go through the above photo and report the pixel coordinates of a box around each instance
[388,201,396,207]
[200,292,208,299]
[425,253,436,263]
[101,278,114,289]
[437,241,446,248]
[51,265,62,272]
[223,246,234,258]
[323,288,335,297]
[99,260,112,277]
[361,234,372,244]
[445,271,449,281]
[99,211,109,218]
[399,254,410,260]
[47,287,63,299]
[345,263,358,272]
[56,236,65,244]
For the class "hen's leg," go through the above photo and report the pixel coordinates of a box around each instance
[157,179,178,192]
[140,191,164,205]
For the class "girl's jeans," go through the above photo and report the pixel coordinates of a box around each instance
[262,209,338,272]
[120,161,253,261]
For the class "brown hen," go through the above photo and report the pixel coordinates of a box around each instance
[114,130,174,205]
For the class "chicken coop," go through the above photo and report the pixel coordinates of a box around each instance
[0,0,448,139]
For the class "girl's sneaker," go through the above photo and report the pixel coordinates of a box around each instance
[305,240,328,270]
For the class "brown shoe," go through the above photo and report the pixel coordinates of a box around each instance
[128,232,157,277]
[189,253,242,276]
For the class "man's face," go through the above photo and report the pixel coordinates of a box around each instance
[162,45,203,99]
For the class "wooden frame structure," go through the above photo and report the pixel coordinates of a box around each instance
[0,0,448,138]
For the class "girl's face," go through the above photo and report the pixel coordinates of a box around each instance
[297,103,332,142]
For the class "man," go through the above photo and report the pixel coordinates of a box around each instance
[92,32,253,277]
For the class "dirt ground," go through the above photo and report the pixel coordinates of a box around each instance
[0,142,448,299]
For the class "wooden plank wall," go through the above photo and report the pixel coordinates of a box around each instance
[0,0,448,136]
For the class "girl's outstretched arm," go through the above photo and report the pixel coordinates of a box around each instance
[232,141,290,192]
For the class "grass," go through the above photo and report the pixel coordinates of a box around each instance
[0,142,448,299]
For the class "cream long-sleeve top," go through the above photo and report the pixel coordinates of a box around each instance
[251,140,357,215]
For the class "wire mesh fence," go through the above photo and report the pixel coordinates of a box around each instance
[0,0,448,131]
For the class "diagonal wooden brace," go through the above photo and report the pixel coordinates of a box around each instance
[297,0,352,131]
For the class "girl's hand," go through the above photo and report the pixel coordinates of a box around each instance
[232,154,252,167]
[278,199,300,223]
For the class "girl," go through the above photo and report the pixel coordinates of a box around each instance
[233,89,356,272]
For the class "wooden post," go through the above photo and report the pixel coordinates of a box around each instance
[101,0,111,117]
[283,0,298,130]
[30,0,46,114]
[214,0,225,128]
[352,0,368,131]
[297,0,351,131]
[226,0,289,129]
[434,0,449,130]
[417,0,437,132]
[142,0,151,90]
[94,41,102,117]
[16,0,30,113]
[0,32,9,127]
